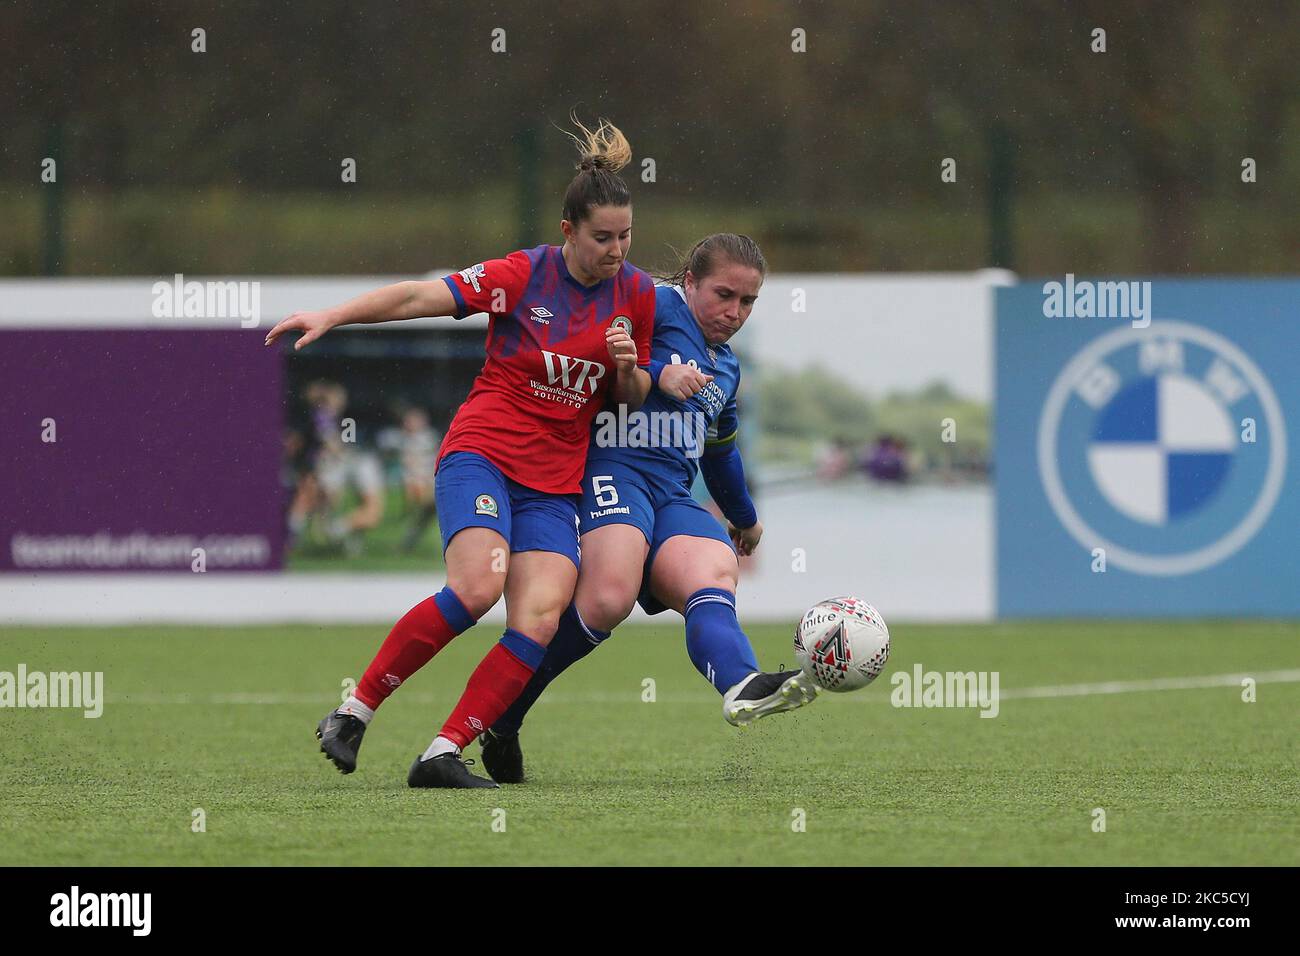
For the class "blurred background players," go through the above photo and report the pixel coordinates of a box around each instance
[287,380,385,557]
[381,407,442,553]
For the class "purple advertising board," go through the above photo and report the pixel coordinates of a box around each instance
[1,330,284,572]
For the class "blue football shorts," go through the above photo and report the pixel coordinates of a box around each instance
[435,451,581,568]
[579,458,733,613]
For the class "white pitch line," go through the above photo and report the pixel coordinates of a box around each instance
[996,669,1300,700]
[100,669,1300,707]
[104,691,710,706]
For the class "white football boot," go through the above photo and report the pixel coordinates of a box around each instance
[722,669,820,727]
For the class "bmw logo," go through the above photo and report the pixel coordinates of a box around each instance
[1037,322,1286,576]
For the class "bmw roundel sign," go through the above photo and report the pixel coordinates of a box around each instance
[997,281,1298,616]
[1038,321,1286,576]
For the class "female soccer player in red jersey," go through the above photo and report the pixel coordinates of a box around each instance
[264,119,656,788]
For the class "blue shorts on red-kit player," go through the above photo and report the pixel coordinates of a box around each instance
[436,451,583,567]
[435,245,655,564]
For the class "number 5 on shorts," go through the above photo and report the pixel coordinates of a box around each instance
[593,475,618,507]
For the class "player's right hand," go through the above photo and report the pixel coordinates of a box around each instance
[730,519,763,556]
[264,310,339,350]
[658,363,714,401]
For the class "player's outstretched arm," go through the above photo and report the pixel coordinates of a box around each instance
[264,279,458,350]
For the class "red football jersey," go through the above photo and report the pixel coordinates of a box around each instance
[437,245,655,494]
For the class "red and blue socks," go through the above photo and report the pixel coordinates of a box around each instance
[491,603,610,736]
[351,588,475,712]
[430,628,549,754]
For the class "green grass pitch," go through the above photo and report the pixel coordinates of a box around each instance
[2,620,1296,866]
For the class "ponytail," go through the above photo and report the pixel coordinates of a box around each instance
[560,114,633,224]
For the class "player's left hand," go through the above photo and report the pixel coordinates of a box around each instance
[606,326,638,373]
[730,519,763,557]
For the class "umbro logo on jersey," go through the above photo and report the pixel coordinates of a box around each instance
[457,263,486,294]
[529,307,553,324]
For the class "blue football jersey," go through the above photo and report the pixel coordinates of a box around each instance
[588,284,741,490]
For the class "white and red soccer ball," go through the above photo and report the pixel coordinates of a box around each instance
[794,596,890,693]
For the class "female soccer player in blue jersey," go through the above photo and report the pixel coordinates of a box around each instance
[264,119,657,788]
[477,233,818,784]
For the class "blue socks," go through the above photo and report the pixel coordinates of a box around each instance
[492,602,609,735]
[684,588,759,694]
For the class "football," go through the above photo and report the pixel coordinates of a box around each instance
[794,597,891,692]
